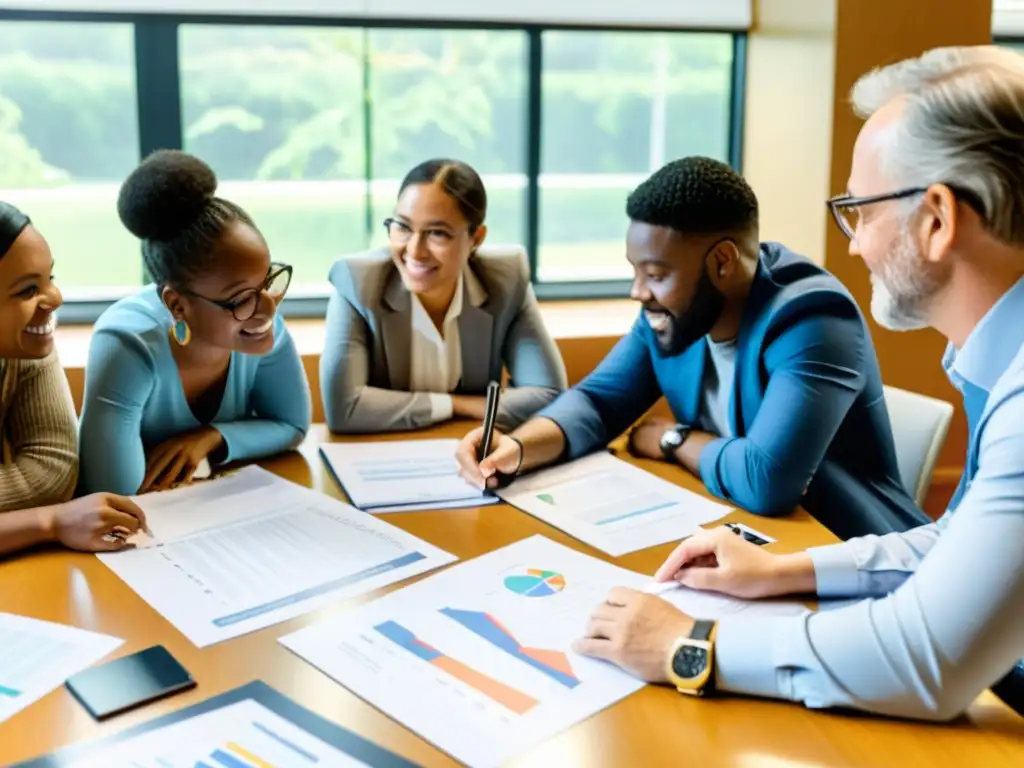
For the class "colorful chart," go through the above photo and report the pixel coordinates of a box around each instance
[192,720,319,768]
[199,739,282,768]
[440,608,580,688]
[503,568,565,597]
[374,621,538,715]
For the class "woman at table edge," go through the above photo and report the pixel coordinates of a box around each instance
[320,158,568,434]
[77,150,311,497]
[0,202,147,556]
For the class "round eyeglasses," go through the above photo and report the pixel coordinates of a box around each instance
[383,217,467,248]
[182,262,293,321]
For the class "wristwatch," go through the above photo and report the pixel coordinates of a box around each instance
[659,424,691,463]
[665,619,717,696]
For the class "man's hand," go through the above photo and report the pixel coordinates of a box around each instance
[45,493,149,552]
[654,526,816,599]
[455,427,522,490]
[141,427,224,493]
[627,418,675,461]
[573,587,694,683]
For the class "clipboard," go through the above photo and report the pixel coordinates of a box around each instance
[15,680,420,768]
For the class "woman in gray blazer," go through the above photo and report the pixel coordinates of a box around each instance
[321,159,567,434]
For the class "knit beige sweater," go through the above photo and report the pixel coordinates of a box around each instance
[0,352,78,512]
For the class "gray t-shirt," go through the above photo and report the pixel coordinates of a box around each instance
[698,336,738,437]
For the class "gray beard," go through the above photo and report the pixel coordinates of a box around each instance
[869,226,939,332]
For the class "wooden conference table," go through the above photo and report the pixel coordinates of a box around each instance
[1,423,1023,768]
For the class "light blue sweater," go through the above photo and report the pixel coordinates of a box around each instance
[78,286,311,495]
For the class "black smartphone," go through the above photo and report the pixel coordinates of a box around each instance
[65,645,196,720]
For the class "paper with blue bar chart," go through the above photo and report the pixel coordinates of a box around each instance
[0,613,122,724]
[279,535,654,768]
[64,698,386,768]
[320,439,498,513]
[498,452,730,556]
[97,466,456,647]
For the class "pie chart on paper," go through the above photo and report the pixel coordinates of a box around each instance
[504,569,566,597]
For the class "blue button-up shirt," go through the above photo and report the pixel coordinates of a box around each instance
[713,277,1024,720]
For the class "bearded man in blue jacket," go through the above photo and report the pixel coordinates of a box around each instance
[457,156,928,539]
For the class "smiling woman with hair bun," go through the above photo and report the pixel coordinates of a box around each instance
[78,150,311,497]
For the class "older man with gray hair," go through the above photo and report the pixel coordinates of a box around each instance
[574,44,1024,720]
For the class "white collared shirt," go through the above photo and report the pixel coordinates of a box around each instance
[409,269,486,421]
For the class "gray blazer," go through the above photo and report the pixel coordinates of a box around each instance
[321,245,568,433]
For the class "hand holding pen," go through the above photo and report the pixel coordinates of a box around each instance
[455,381,524,490]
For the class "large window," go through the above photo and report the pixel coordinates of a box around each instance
[0,20,140,296]
[367,29,528,256]
[180,25,368,293]
[0,8,744,315]
[539,31,735,282]
[181,26,527,292]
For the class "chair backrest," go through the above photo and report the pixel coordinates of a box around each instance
[883,385,955,505]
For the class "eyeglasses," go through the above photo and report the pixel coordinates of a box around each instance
[383,217,468,248]
[827,184,983,241]
[182,262,293,321]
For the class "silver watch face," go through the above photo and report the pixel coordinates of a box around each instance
[662,428,684,449]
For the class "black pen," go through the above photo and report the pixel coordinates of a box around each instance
[478,380,501,462]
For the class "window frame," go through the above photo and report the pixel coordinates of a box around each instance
[0,8,747,322]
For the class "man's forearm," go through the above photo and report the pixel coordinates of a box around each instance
[511,417,568,473]
[0,506,56,557]
[452,395,488,421]
[772,551,817,595]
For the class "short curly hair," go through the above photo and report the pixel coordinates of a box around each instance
[626,156,759,241]
[117,149,258,288]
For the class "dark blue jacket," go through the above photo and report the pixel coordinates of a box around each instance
[538,242,929,539]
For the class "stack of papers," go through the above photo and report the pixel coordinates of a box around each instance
[320,439,498,513]
[0,613,123,725]
[98,466,457,647]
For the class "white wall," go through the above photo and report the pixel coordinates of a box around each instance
[0,0,751,29]
[742,0,836,264]
[995,0,1024,35]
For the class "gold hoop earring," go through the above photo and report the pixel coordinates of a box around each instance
[169,318,192,346]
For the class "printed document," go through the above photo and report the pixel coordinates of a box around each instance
[320,439,497,513]
[643,580,810,619]
[67,699,376,768]
[499,452,730,556]
[98,466,457,647]
[281,535,651,767]
[0,613,122,724]
[281,535,807,767]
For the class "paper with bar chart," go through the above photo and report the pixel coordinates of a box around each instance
[66,698,387,768]
[498,452,731,556]
[280,535,653,768]
[320,439,498,513]
[0,613,122,725]
[98,466,457,647]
